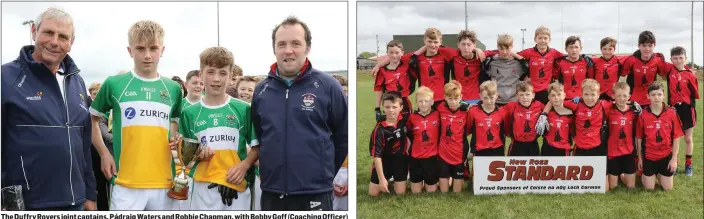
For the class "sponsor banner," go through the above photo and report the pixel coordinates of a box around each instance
[473,156,606,195]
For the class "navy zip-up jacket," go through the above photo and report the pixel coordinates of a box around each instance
[252,59,348,195]
[1,45,97,209]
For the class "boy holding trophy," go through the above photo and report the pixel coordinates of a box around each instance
[173,47,259,210]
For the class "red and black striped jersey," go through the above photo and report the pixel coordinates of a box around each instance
[636,104,684,161]
[620,51,668,105]
[553,56,595,99]
[369,121,408,157]
[407,110,441,159]
[592,56,622,98]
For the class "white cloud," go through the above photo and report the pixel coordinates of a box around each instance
[357,2,704,66]
[2,2,347,87]
[219,2,347,75]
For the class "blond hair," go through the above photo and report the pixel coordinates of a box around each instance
[416,86,433,100]
[535,25,551,38]
[547,82,565,95]
[612,82,630,93]
[497,34,513,49]
[480,80,498,96]
[424,28,442,41]
[128,20,165,45]
[581,79,600,92]
[88,82,101,94]
[232,64,243,76]
[415,86,434,100]
[516,81,534,93]
[444,80,462,98]
[199,47,234,71]
[332,74,348,86]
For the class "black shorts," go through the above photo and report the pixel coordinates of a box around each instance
[673,103,696,131]
[439,158,464,179]
[541,144,571,156]
[573,146,605,156]
[599,93,614,101]
[643,154,675,177]
[474,145,505,157]
[370,155,408,184]
[535,90,549,105]
[508,140,540,156]
[607,154,637,175]
[409,156,440,185]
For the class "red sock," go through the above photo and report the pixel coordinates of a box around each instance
[686,156,692,166]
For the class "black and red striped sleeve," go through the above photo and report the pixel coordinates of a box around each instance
[369,124,385,157]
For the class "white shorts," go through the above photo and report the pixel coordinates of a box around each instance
[332,167,348,211]
[171,176,194,211]
[252,176,261,211]
[110,184,173,210]
[191,181,251,210]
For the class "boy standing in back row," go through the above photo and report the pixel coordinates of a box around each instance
[620,31,668,106]
[593,37,622,101]
[516,26,565,104]
[90,20,182,210]
[662,46,699,176]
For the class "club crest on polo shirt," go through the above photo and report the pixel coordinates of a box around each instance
[301,93,317,111]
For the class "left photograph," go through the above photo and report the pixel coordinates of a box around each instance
[0,1,348,211]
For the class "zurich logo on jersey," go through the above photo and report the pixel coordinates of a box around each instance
[125,107,137,119]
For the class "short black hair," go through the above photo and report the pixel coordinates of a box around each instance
[670,46,686,57]
[381,91,402,105]
[638,30,656,45]
[272,16,312,49]
[647,81,664,94]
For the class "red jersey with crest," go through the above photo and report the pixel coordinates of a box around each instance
[662,63,700,106]
[620,51,668,105]
[636,104,684,161]
[407,110,441,159]
[503,101,545,142]
[593,56,622,98]
[438,47,484,100]
[517,47,565,92]
[553,56,595,99]
[544,109,574,150]
[412,49,454,101]
[607,105,637,159]
[374,53,415,97]
[369,121,407,157]
[466,104,507,152]
[436,101,470,165]
[563,100,612,149]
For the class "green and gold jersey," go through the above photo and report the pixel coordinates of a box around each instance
[89,71,183,189]
[179,97,258,192]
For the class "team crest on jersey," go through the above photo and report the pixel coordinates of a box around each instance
[301,93,317,111]
[78,94,88,111]
[159,91,169,103]
[226,114,236,126]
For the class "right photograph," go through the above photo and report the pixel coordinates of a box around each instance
[356,1,703,218]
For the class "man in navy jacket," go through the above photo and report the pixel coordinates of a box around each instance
[1,7,97,211]
[252,16,348,211]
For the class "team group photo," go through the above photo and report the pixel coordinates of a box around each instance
[356,1,702,218]
[1,2,348,212]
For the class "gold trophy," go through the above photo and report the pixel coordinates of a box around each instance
[167,137,202,200]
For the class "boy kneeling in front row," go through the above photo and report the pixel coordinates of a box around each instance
[369,92,409,196]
